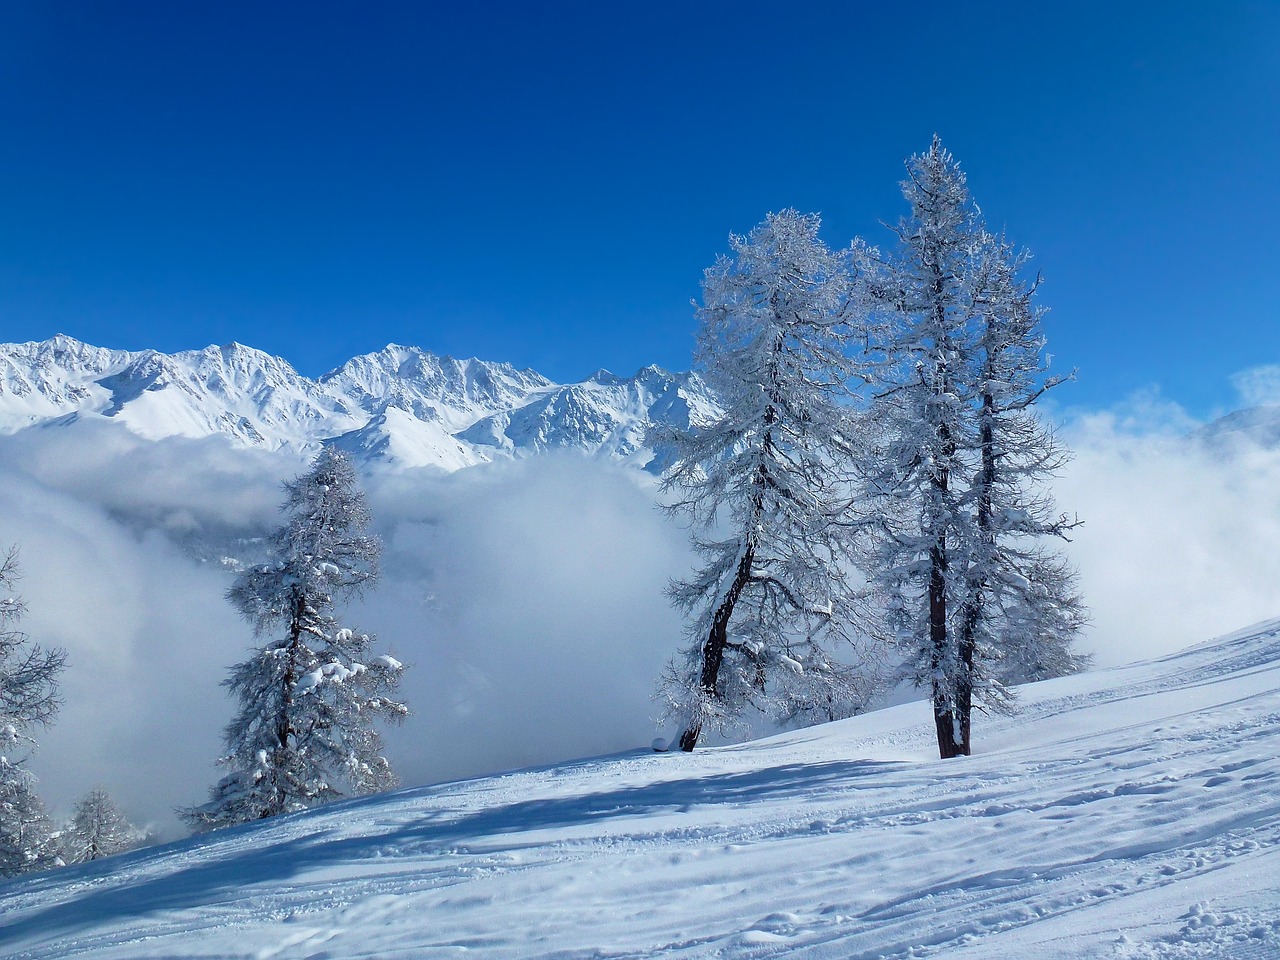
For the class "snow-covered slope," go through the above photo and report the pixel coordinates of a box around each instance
[460,365,717,467]
[3,621,1278,959]
[0,334,135,422]
[327,407,493,471]
[319,344,556,433]
[0,336,717,470]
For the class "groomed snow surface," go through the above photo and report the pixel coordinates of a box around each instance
[3,622,1279,959]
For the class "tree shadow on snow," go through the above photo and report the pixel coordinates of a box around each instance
[0,757,899,947]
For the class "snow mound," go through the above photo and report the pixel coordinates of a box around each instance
[2,620,1279,958]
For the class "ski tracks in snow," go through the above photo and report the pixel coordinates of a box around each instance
[2,624,1279,959]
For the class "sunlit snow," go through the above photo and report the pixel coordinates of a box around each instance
[2,621,1277,958]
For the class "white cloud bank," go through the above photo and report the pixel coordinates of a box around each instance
[1230,364,1280,408]
[358,456,691,790]
[1058,398,1280,666]
[2,376,1279,835]
[0,424,691,837]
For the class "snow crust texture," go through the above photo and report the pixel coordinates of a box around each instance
[0,337,717,471]
[2,621,1278,959]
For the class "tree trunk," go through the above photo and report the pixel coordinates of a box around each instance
[925,251,969,759]
[930,536,967,758]
[948,390,994,759]
[679,535,756,752]
[267,590,309,814]
[677,720,702,753]
[681,364,779,753]
[933,708,963,759]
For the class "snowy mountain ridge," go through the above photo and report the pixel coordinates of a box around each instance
[0,335,718,470]
[3,618,1278,958]
[1195,404,1280,451]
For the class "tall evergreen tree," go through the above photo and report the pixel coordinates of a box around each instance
[965,231,1088,690]
[858,139,1084,759]
[186,449,407,830]
[653,209,872,751]
[61,788,145,864]
[0,548,65,877]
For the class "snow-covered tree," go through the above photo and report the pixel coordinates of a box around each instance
[0,770,58,877]
[61,788,145,864]
[993,554,1089,685]
[858,138,1084,758]
[0,548,65,877]
[653,209,873,751]
[964,230,1088,690]
[185,449,407,830]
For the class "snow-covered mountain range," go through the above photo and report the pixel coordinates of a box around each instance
[0,335,718,471]
[6,335,1274,474]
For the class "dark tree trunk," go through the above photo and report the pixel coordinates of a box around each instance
[930,536,967,758]
[681,354,780,753]
[679,535,757,752]
[278,591,307,752]
[930,395,967,758]
[948,390,994,759]
[266,590,309,814]
[925,249,972,759]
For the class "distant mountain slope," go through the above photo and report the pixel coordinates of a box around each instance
[2,620,1278,959]
[1196,404,1280,450]
[318,343,557,432]
[459,365,718,468]
[0,336,718,470]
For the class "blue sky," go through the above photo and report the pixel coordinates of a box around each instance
[0,2,1276,415]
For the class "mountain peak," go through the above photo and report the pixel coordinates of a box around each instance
[0,335,717,470]
[25,332,119,358]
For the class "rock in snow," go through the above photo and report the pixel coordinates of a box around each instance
[2,619,1279,958]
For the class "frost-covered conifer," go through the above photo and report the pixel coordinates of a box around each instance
[857,139,984,759]
[61,787,145,863]
[965,231,1088,690]
[0,548,65,877]
[653,209,873,751]
[0,770,58,877]
[185,449,407,830]
[858,138,1084,758]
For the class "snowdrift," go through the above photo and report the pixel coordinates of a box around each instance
[2,621,1279,959]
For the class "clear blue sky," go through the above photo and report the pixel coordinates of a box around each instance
[0,2,1276,415]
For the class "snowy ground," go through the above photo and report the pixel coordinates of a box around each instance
[2,621,1279,960]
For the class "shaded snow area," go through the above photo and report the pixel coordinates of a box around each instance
[3,622,1279,959]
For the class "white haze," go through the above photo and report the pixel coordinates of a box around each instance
[1230,364,1280,407]
[357,456,691,791]
[1056,389,1280,666]
[0,423,692,838]
[2,376,1279,835]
